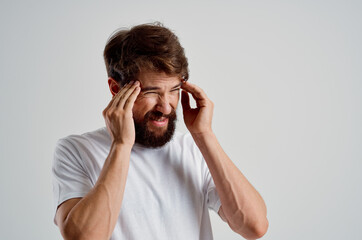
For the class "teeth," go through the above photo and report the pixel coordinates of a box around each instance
[153,118,166,122]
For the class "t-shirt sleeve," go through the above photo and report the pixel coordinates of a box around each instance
[203,165,222,213]
[52,138,93,222]
[186,132,221,214]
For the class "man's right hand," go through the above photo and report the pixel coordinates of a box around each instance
[102,81,140,146]
[56,83,139,239]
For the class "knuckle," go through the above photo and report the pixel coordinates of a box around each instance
[125,99,133,106]
[107,110,113,116]
[106,110,114,119]
[112,111,121,118]
[205,99,213,107]
[117,110,128,118]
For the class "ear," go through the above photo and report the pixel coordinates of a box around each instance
[108,78,120,96]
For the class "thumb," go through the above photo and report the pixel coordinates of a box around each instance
[181,90,191,111]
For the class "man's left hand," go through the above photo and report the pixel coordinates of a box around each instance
[181,81,214,135]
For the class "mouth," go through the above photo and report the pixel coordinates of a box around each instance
[149,117,169,127]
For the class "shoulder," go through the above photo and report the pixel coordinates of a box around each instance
[172,131,194,142]
[56,127,110,150]
[170,131,195,147]
[54,127,110,165]
[170,131,202,158]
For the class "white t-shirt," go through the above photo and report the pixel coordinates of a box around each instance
[52,127,221,240]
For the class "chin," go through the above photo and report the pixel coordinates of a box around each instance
[134,110,177,148]
[147,125,168,135]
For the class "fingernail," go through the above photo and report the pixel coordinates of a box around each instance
[129,81,134,85]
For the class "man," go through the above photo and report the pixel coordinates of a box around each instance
[52,23,268,240]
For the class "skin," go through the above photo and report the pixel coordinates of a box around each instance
[132,71,182,136]
[55,71,268,240]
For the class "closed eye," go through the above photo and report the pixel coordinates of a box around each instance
[144,91,158,95]
[171,88,180,93]
[142,88,180,97]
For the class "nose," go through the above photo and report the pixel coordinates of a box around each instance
[155,95,172,115]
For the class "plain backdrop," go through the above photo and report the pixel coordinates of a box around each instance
[0,0,361,239]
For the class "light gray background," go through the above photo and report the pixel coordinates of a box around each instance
[1,0,361,239]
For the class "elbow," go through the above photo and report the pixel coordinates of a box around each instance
[248,218,269,239]
[237,220,268,240]
[61,216,94,240]
[61,217,110,240]
[60,218,82,240]
[229,211,269,239]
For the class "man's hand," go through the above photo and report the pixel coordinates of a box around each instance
[103,81,140,146]
[56,81,139,240]
[181,81,214,135]
[56,81,140,240]
[181,82,268,239]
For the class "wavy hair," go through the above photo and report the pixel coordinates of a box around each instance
[103,22,189,86]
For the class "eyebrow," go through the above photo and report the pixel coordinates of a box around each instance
[141,83,182,92]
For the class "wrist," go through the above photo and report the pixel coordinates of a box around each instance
[191,130,215,143]
[111,141,134,151]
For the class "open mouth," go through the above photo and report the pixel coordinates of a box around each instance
[149,117,168,127]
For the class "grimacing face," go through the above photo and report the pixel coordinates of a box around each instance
[132,71,182,147]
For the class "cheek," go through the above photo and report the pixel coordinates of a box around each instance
[170,94,180,108]
[133,98,157,117]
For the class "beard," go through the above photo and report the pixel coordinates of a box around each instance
[134,109,177,148]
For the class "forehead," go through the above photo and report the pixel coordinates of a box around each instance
[137,71,182,89]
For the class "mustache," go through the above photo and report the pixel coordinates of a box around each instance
[145,110,176,120]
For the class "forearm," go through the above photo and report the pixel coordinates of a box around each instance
[63,143,131,240]
[192,131,268,238]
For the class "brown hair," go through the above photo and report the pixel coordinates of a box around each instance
[103,22,189,86]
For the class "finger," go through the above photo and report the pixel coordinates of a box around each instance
[111,81,134,108]
[104,94,117,115]
[118,81,140,108]
[181,90,191,111]
[124,86,141,111]
[181,81,208,100]
[103,83,128,115]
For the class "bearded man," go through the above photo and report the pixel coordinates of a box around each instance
[52,23,268,240]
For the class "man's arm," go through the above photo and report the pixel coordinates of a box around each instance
[55,81,140,240]
[181,82,268,240]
